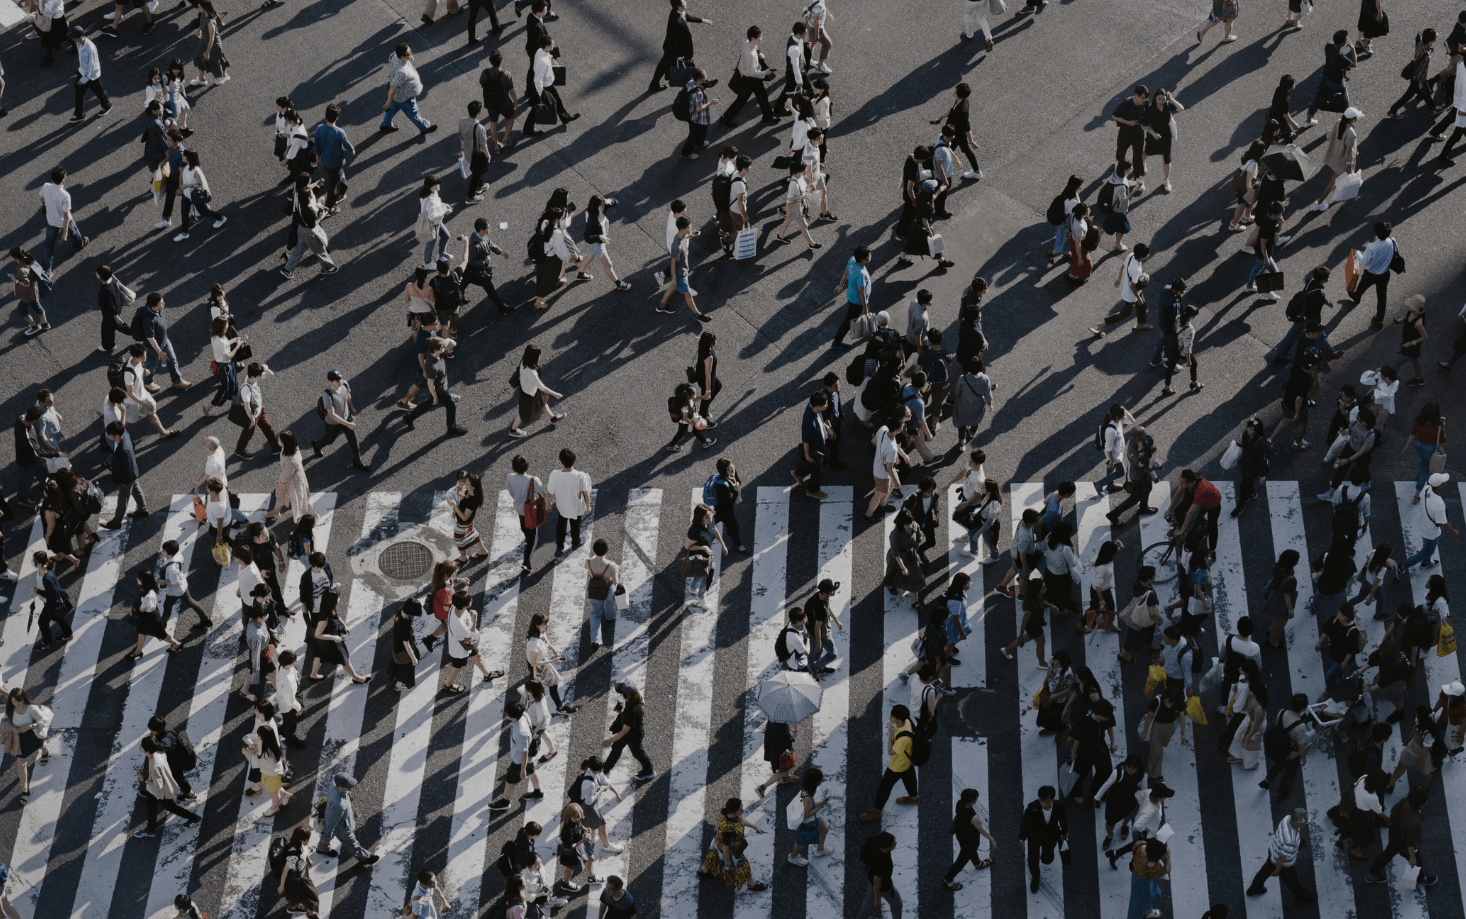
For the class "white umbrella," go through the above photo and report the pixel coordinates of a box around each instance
[755,671,823,724]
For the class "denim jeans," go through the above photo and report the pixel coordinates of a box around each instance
[422,224,451,267]
[147,337,184,384]
[17,297,45,325]
[323,165,349,209]
[42,220,82,274]
[1272,324,1336,361]
[211,361,238,407]
[1098,463,1125,490]
[1413,442,1440,492]
[1313,589,1345,621]
[686,576,708,602]
[1403,535,1440,570]
[1247,256,1278,287]
[1128,873,1161,919]
[382,94,432,132]
[1052,224,1067,255]
[588,596,616,646]
[966,522,998,556]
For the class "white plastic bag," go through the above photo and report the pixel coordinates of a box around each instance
[786,795,805,830]
[733,226,757,260]
[1219,440,1242,470]
[1198,657,1225,694]
[458,155,470,181]
[1331,169,1363,202]
[927,234,947,258]
[1399,864,1421,890]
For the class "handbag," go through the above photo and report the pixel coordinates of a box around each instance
[680,554,711,579]
[1057,762,1079,798]
[534,661,561,687]
[1330,169,1364,202]
[1389,240,1406,275]
[552,64,567,87]
[613,584,629,611]
[1254,270,1285,293]
[1219,440,1242,470]
[1137,712,1154,742]
[785,795,805,831]
[1430,424,1447,474]
[414,202,435,243]
[31,10,53,31]
[523,480,548,529]
[1400,864,1422,890]
[458,155,470,181]
[927,234,947,258]
[228,402,252,428]
[192,495,209,524]
[777,749,797,772]
[1438,620,1457,657]
[533,102,558,125]
[211,540,232,567]
[669,59,696,85]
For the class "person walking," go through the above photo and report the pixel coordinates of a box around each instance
[415,175,454,269]
[175,150,226,242]
[402,337,468,437]
[1110,86,1151,179]
[266,432,318,522]
[68,27,111,124]
[131,735,200,837]
[1140,88,1184,192]
[381,43,437,136]
[1160,305,1202,395]
[464,217,513,313]
[831,244,872,350]
[158,538,211,630]
[38,166,87,273]
[1401,472,1461,571]
[1342,220,1397,325]
[942,787,995,891]
[855,833,901,919]
[100,422,149,529]
[525,34,577,135]
[1018,786,1069,894]
[506,454,544,572]
[1196,0,1238,44]
[131,293,189,390]
[94,265,133,354]
[792,391,831,500]
[190,1,228,85]
[859,704,920,821]
[1401,402,1445,501]
[585,539,619,651]
[1245,808,1317,900]
[650,0,712,93]
[315,774,381,865]
[546,447,590,556]
[313,103,355,212]
[720,26,778,127]
[1259,693,1309,796]
[1126,838,1170,919]
[1310,108,1362,210]
[1364,787,1437,886]
[680,69,718,160]
[508,344,567,438]
[574,196,631,289]
[601,683,655,781]
[280,175,339,278]
[310,370,367,470]
[233,362,283,458]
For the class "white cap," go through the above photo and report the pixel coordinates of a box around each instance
[1444,681,1465,697]
[1343,107,1365,120]
[1428,472,1451,488]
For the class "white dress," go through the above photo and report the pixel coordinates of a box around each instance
[274,452,316,522]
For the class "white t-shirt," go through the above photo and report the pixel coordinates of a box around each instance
[525,636,552,670]
[785,176,808,204]
[237,563,264,604]
[1104,421,1127,461]
[546,468,591,519]
[40,183,71,228]
[932,142,955,182]
[204,446,229,491]
[1419,488,1447,540]
[665,210,681,254]
[872,428,898,479]
[729,177,747,216]
[1120,254,1145,303]
[211,335,233,363]
[959,465,986,500]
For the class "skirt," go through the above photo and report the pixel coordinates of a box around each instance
[580,800,606,830]
[701,848,754,889]
[1357,9,1388,38]
[283,872,320,912]
[312,639,346,667]
[262,772,285,793]
[136,614,169,640]
[1103,210,1131,235]
[453,519,480,549]
[535,256,565,297]
[1067,238,1092,280]
[902,229,932,258]
[518,389,548,425]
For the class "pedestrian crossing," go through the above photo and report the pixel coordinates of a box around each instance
[1,478,1466,919]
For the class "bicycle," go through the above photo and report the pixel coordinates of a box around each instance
[1139,515,1197,585]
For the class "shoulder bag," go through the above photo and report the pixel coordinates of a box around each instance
[523,479,549,529]
[1430,422,1447,474]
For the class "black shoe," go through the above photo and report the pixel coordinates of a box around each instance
[420,124,440,135]
[488,798,511,811]
[350,461,370,471]
[317,847,339,857]
[359,854,381,867]
[379,124,400,133]
[1246,886,1266,897]
[311,446,323,458]
[718,117,738,128]
[648,83,665,93]
[1030,880,1040,893]
[447,426,468,437]
[521,789,545,800]
[234,449,253,459]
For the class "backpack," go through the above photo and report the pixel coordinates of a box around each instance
[130,308,152,342]
[1094,415,1113,452]
[431,273,464,312]
[845,354,866,387]
[83,481,104,515]
[169,728,198,772]
[107,354,130,391]
[1347,738,1371,777]
[711,173,734,212]
[702,474,727,506]
[568,772,588,807]
[672,85,693,122]
[1263,722,1291,765]
[267,837,291,876]
[861,374,901,414]
[1082,223,1102,252]
[1285,286,1310,323]
[896,728,932,767]
[494,838,518,878]
[774,626,800,664]
[479,68,509,110]
[1096,180,1116,213]
[526,230,546,262]
[1331,489,1363,538]
[1231,166,1251,194]
[668,395,684,424]
[1046,193,1068,226]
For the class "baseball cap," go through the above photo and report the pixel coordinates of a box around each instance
[326,370,343,382]
[1428,472,1450,488]
[817,579,840,593]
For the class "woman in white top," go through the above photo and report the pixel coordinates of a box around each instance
[1042,522,1084,616]
[417,175,454,270]
[144,68,189,130]
[523,679,558,762]
[865,416,909,520]
[440,594,504,692]
[1084,540,1123,633]
[278,108,311,176]
[1349,543,1399,607]
[175,150,226,242]
[508,344,566,438]
[130,570,182,658]
[787,96,817,156]
[1,688,51,804]
[957,476,1004,563]
[574,196,632,290]
[202,476,241,543]
[1226,673,1266,770]
[572,757,624,849]
[235,544,265,611]
[1359,365,1399,431]
[242,724,293,815]
[402,266,436,329]
[203,316,242,416]
[266,432,317,523]
[773,162,821,249]
[810,79,833,162]
[526,611,575,714]
[1228,140,1264,231]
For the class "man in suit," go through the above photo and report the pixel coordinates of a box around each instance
[649,0,714,93]
[32,551,74,649]
[1018,785,1069,893]
[821,372,846,468]
[523,0,554,117]
[101,421,148,529]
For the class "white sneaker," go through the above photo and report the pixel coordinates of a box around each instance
[982,555,1004,565]
[147,0,159,10]
[189,79,209,87]
[965,170,983,180]
[816,63,832,74]
[1239,245,1255,255]
[787,854,809,867]
[215,75,231,85]
[812,846,830,858]
[1303,118,1318,127]
[104,10,116,18]
[1310,201,1329,212]
[213,216,228,228]
[600,841,624,854]
[1243,283,1257,292]
[154,219,172,229]
[1278,234,1293,244]
[174,232,190,242]
[654,271,666,287]
[961,547,978,558]
[548,898,568,909]
[1264,292,1280,301]
[0,570,17,582]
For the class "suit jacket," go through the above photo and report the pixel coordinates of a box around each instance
[111,431,140,484]
[662,11,705,58]
[298,561,336,617]
[141,117,169,171]
[1018,800,1069,845]
[525,14,549,59]
[901,490,939,533]
[39,570,74,616]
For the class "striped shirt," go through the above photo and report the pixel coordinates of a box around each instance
[1268,816,1302,867]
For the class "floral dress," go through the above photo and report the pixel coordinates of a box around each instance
[700,814,754,888]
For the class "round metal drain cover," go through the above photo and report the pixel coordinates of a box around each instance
[378,540,434,581]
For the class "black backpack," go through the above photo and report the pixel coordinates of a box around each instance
[83,481,104,515]
[107,354,130,391]
[1285,286,1310,323]
[1082,223,1102,252]
[495,838,518,878]
[1096,181,1116,213]
[672,85,692,122]
[527,230,546,262]
[169,729,198,772]
[711,173,734,212]
[1046,193,1068,226]
[845,354,865,387]
[267,837,291,876]
[774,626,799,664]
[431,273,464,312]
[1347,738,1372,777]
[1263,722,1291,765]
[896,728,932,767]
[861,374,901,414]
[479,69,509,110]
[1094,415,1113,452]
[1331,489,1363,538]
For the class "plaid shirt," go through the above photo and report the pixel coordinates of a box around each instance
[687,80,711,126]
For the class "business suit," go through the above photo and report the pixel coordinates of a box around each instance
[1018,799,1069,891]
[650,10,705,91]
[104,430,148,528]
[523,14,553,117]
[35,567,74,646]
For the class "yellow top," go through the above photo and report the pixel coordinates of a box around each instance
[889,721,914,772]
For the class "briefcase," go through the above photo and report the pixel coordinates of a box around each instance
[533,103,558,125]
[669,59,695,85]
[1254,270,1285,293]
[552,64,566,87]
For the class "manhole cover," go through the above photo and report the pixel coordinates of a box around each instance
[378,540,434,581]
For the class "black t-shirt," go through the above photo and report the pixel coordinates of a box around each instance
[1269,86,1292,121]
[1255,213,1280,257]
[1318,550,1357,596]
[805,592,830,625]
[479,68,514,110]
[1282,365,1313,409]
[252,534,280,574]
[1322,617,1360,662]
[1323,43,1351,83]
[425,356,448,390]
[1449,23,1466,55]
[861,846,894,884]
[1148,696,1182,724]
[901,157,921,198]
[618,701,645,742]
[1073,715,1105,753]
[1113,98,1146,132]
[946,98,971,134]
[686,523,713,549]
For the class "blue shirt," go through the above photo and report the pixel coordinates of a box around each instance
[945,596,970,642]
[1360,237,1395,275]
[801,404,828,455]
[845,257,870,305]
[312,123,355,169]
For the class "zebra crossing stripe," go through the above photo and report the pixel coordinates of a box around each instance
[211,494,336,919]
[9,498,129,916]
[1397,482,1466,919]
[951,736,991,919]
[1264,482,1368,919]
[945,485,984,690]
[442,489,521,918]
[1072,490,1129,919]
[1006,483,1063,919]
[881,486,921,915]
[309,492,401,918]
[592,487,663,893]
[805,486,853,919]
[1136,482,1209,919]
[0,515,47,689]
[1213,483,1286,919]
[733,487,791,915]
[659,489,724,916]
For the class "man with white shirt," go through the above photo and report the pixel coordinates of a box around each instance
[273,649,305,748]
[157,539,212,630]
[774,22,810,111]
[524,35,577,135]
[488,700,545,810]
[720,26,778,127]
[1096,403,1135,494]
[1091,244,1153,337]
[777,607,812,674]
[546,447,591,557]
[39,167,87,274]
[1341,220,1397,326]
[68,27,111,123]
[195,435,229,496]
[1402,472,1462,570]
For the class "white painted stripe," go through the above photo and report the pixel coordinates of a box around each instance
[442,489,520,918]
[210,495,336,919]
[592,488,663,894]
[805,486,853,919]
[362,495,455,919]
[1072,490,1128,919]
[10,498,129,914]
[732,487,790,916]
[881,486,921,916]
[524,495,595,888]
[1212,483,1285,919]
[0,515,47,690]
[70,496,271,919]
[1263,482,1367,919]
[310,492,401,918]
[1136,483,1208,919]
[658,490,723,914]
[945,485,984,689]
[951,736,991,919]
[1393,482,1465,919]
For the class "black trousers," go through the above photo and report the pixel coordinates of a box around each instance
[681,122,708,158]
[37,603,73,644]
[1350,270,1390,324]
[650,52,681,89]
[953,134,980,172]
[463,267,508,309]
[714,506,742,549]
[162,590,209,627]
[312,424,363,465]
[1248,855,1314,896]
[1389,79,1432,115]
[322,166,347,209]
[101,310,120,351]
[466,0,500,42]
[1116,127,1145,176]
[1429,106,1459,137]
[281,707,301,743]
[524,85,568,133]
[723,75,773,121]
[521,524,537,567]
[872,767,918,808]
[138,792,199,832]
[794,454,824,491]
[1369,842,1423,877]
[73,77,110,118]
[946,839,985,881]
[1027,840,1057,884]
[603,734,652,774]
[161,177,181,220]
[827,419,843,463]
[554,512,581,550]
[1111,478,1153,517]
[775,65,808,109]
[834,299,865,344]
[1069,750,1112,801]
[1441,125,1466,160]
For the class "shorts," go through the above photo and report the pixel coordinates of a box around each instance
[505,760,535,784]
[262,773,285,793]
[587,242,606,258]
[448,653,469,668]
[676,270,691,294]
[794,819,821,846]
[485,107,509,123]
[1281,399,1309,423]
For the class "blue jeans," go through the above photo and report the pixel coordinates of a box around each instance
[382,95,431,133]
[1403,535,1439,570]
[588,596,616,646]
[147,337,184,384]
[41,220,82,274]
[422,224,450,267]
[1128,873,1161,919]
[1272,323,1336,361]
[966,521,998,556]
[1247,256,1278,287]
[1098,463,1125,490]
[1313,589,1345,621]
[1052,224,1067,255]
[1413,442,1439,492]
[17,297,46,325]
[211,361,238,407]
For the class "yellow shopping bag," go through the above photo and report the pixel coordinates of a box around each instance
[1438,620,1457,657]
[1186,694,1210,726]
[1144,665,1166,699]
[211,540,231,567]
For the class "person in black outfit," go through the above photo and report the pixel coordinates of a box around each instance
[720,27,778,126]
[32,552,74,650]
[944,788,995,890]
[896,146,932,236]
[707,458,745,554]
[649,0,713,93]
[465,0,501,44]
[1018,786,1069,893]
[1066,699,1115,804]
[821,372,845,468]
[601,683,655,781]
[1111,85,1150,179]
[930,83,982,178]
[900,476,940,558]
[773,22,810,110]
[95,264,130,354]
[101,422,148,529]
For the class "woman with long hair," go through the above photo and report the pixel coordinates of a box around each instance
[403,266,436,330]
[1043,521,1083,617]
[243,723,292,815]
[574,195,631,290]
[532,206,572,310]
[427,558,467,651]
[1085,540,1122,633]
[452,470,490,561]
[130,570,182,657]
[275,825,320,918]
[1231,418,1269,515]
[693,331,721,420]
[417,175,454,268]
[266,431,317,523]
[191,0,230,86]
[1,688,50,803]
[526,611,575,714]
[1063,202,1093,283]
[308,589,370,683]
[508,344,566,438]
[176,149,227,242]
[203,316,242,416]
[1349,543,1399,610]
[1402,402,1446,501]
[1045,175,1084,262]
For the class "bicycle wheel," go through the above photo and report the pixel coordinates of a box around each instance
[1140,541,1180,584]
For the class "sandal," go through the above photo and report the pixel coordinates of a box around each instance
[748,881,768,891]
[485,669,506,681]
[944,880,964,891]
[975,858,993,870]
[443,683,466,694]
[308,674,325,681]
[18,792,28,805]
[128,651,144,660]
[38,752,49,766]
